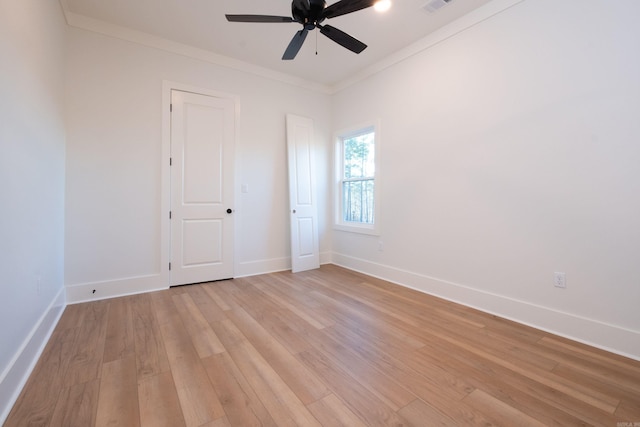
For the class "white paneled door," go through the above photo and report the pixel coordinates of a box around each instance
[170,90,235,286]
[286,114,320,273]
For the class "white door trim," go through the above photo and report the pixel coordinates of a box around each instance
[161,81,240,286]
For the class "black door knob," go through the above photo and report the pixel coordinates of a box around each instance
[226,208,233,214]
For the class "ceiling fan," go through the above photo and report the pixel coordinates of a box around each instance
[226,0,377,60]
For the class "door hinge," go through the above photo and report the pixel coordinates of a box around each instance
[169,262,172,271]
[169,211,172,219]
[170,103,173,112]
[169,157,172,166]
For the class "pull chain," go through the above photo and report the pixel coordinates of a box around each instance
[315,30,318,55]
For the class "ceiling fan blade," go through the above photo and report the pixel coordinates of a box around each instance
[319,24,367,54]
[282,29,309,60]
[226,14,294,23]
[321,0,376,19]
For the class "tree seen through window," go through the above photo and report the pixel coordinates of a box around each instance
[342,130,375,224]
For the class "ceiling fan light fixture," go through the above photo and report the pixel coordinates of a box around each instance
[374,0,392,12]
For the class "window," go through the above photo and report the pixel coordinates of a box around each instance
[335,124,379,234]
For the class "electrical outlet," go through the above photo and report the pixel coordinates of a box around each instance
[36,275,42,296]
[554,272,566,288]
[378,241,384,251]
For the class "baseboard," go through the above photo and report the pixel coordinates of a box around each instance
[66,252,334,304]
[0,287,66,425]
[235,251,333,278]
[66,274,168,304]
[235,257,291,278]
[319,251,333,266]
[332,252,640,361]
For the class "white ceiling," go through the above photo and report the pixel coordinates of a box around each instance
[60,0,493,88]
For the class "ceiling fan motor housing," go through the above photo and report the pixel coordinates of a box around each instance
[293,0,327,26]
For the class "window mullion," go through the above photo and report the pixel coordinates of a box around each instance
[342,177,374,183]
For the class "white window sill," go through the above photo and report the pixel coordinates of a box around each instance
[334,223,379,236]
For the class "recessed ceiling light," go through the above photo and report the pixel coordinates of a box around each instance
[374,0,392,12]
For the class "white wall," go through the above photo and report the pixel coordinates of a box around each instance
[64,26,332,301]
[331,0,640,359]
[0,0,67,421]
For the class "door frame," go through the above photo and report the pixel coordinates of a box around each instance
[161,81,240,287]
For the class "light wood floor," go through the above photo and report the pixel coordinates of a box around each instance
[6,265,640,426]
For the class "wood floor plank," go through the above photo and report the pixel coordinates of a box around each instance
[199,417,232,427]
[462,389,548,427]
[308,288,426,353]
[303,276,429,348]
[231,277,319,356]
[306,394,369,427]
[255,272,337,316]
[540,335,640,375]
[552,362,640,403]
[306,326,416,411]
[297,349,411,427]
[226,277,288,315]
[384,374,496,426]
[130,293,171,379]
[432,306,486,329]
[138,372,186,427]
[95,355,140,427]
[326,321,474,403]
[225,306,331,405]
[313,273,536,372]
[248,274,333,329]
[152,292,225,427]
[403,312,622,415]
[184,284,228,323]
[616,399,640,422]
[210,318,323,427]
[415,338,614,426]
[477,313,548,344]
[54,302,88,330]
[477,327,560,371]
[200,281,236,311]
[397,398,458,427]
[544,340,640,396]
[63,301,109,387]
[50,378,100,427]
[4,327,78,427]
[8,265,640,427]
[249,308,315,355]
[172,292,225,358]
[103,296,135,363]
[202,352,278,427]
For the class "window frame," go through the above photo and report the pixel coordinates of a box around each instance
[334,121,380,236]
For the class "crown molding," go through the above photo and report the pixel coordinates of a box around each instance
[329,0,525,93]
[59,0,524,96]
[60,7,332,95]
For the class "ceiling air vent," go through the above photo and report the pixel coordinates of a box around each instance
[423,0,452,13]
